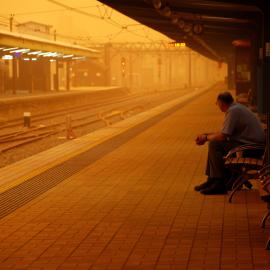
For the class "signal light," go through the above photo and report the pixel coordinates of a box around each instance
[121,57,126,77]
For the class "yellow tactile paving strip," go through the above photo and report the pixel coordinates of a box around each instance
[0,86,211,194]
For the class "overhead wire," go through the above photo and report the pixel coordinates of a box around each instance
[45,0,123,30]
[0,14,148,44]
[11,6,99,16]
[106,29,124,41]
[0,15,83,44]
[126,28,154,42]
[46,0,100,19]
[45,0,160,41]
[97,4,112,19]
[1,0,167,43]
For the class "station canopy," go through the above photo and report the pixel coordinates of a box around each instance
[98,0,264,62]
[0,29,100,60]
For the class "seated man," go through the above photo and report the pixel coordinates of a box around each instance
[195,91,265,195]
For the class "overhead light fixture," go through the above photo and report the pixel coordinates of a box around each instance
[3,47,18,51]
[193,23,203,34]
[43,52,59,57]
[23,58,30,61]
[152,0,171,17]
[232,39,251,47]
[37,52,51,56]
[183,23,193,33]
[178,19,185,29]
[10,48,30,53]
[48,52,57,57]
[171,16,178,25]
[37,52,58,57]
[2,55,13,60]
[159,5,171,17]
[152,0,162,9]
[72,56,86,60]
[63,54,74,58]
[28,51,42,55]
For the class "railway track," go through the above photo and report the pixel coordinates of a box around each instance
[0,93,142,130]
[0,89,190,153]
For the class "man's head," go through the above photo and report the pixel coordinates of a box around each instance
[216,92,234,112]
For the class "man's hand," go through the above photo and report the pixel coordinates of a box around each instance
[195,134,207,145]
[195,132,226,145]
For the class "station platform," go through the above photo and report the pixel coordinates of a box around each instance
[0,84,270,269]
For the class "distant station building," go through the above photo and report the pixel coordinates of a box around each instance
[17,21,52,40]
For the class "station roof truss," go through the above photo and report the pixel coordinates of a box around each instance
[89,41,193,53]
[98,0,264,61]
[0,29,100,60]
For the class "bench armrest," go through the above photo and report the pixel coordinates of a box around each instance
[224,143,265,160]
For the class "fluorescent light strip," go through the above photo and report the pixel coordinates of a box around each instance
[28,51,42,55]
[11,48,30,53]
[63,54,74,58]
[37,52,50,56]
[3,47,18,51]
[72,56,85,60]
[46,52,58,57]
[2,55,13,60]
[38,52,58,57]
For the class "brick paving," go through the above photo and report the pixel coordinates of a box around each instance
[0,86,270,269]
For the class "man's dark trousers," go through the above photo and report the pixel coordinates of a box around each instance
[205,140,241,179]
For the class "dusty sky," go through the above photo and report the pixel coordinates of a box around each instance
[0,0,171,43]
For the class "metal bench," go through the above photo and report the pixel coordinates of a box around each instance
[225,145,270,249]
[224,143,266,203]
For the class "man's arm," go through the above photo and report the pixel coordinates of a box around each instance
[206,132,227,142]
[195,132,227,145]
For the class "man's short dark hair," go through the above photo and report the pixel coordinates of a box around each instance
[217,92,234,104]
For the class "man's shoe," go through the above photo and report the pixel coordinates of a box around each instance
[200,179,227,195]
[194,177,215,191]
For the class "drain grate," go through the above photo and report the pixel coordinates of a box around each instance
[0,90,209,219]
